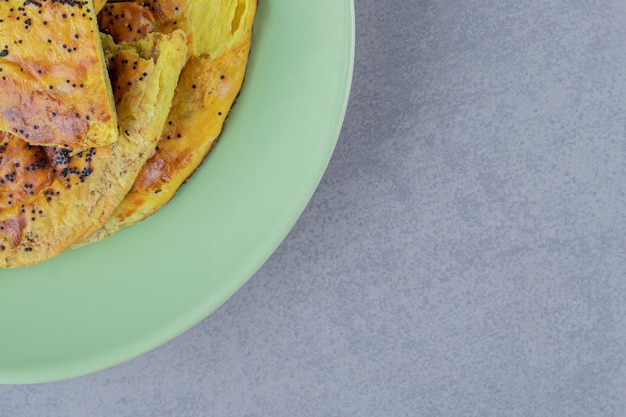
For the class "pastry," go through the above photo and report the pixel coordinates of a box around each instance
[79,0,255,244]
[0,0,118,150]
[0,30,187,267]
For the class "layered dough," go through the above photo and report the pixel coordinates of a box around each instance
[79,0,256,245]
[0,30,187,267]
[0,0,256,265]
[0,0,117,150]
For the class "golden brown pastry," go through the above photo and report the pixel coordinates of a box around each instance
[0,0,117,150]
[77,0,256,246]
[78,0,255,245]
[98,0,251,57]
[98,0,194,50]
[0,30,187,267]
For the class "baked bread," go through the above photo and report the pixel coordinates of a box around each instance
[0,30,187,267]
[0,0,118,150]
[78,0,255,245]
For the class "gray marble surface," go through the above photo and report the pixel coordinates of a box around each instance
[3,0,626,415]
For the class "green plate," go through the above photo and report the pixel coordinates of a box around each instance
[0,0,354,383]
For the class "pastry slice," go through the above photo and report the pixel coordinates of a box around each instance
[78,0,255,245]
[0,30,187,267]
[0,0,118,150]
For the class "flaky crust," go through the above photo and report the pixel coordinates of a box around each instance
[98,0,194,51]
[78,0,256,245]
[0,30,187,267]
[0,0,117,150]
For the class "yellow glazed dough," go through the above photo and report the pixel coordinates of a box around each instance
[0,30,187,267]
[79,0,256,245]
[0,0,117,150]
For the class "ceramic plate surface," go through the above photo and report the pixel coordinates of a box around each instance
[0,0,354,383]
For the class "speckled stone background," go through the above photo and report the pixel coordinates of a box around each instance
[3,0,626,415]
